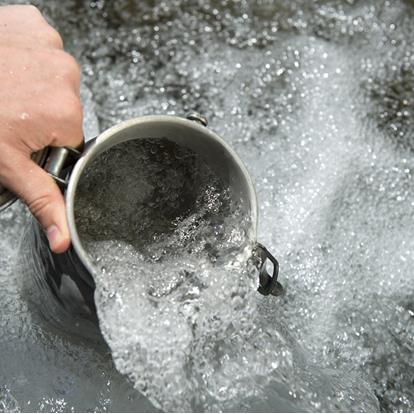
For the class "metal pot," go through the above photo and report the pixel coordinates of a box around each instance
[3,113,282,337]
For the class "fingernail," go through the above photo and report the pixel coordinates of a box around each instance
[46,225,61,251]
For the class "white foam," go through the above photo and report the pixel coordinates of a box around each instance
[1,0,414,411]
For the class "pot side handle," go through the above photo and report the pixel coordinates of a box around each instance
[254,243,283,296]
[44,137,98,190]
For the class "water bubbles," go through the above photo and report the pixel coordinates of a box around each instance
[0,0,414,411]
[365,63,414,153]
[0,387,19,413]
[74,138,302,411]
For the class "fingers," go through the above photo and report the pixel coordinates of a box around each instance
[0,5,63,49]
[0,147,70,253]
[46,49,82,96]
[0,31,63,50]
[45,88,84,148]
[12,86,84,152]
[0,5,83,254]
[34,51,83,147]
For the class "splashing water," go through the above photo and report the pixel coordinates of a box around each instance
[1,0,414,411]
[75,138,261,411]
[75,139,378,412]
[0,387,19,413]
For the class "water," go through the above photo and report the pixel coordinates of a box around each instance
[75,138,260,411]
[75,138,241,257]
[0,0,414,411]
[0,87,157,413]
[73,140,376,412]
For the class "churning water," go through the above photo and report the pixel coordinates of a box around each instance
[1,0,414,412]
[75,139,260,412]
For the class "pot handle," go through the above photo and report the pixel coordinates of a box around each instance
[0,143,87,211]
[254,243,283,296]
[44,138,98,190]
[44,145,83,189]
[43,140,285,297]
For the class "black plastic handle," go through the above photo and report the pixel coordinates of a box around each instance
[255,243,283,296]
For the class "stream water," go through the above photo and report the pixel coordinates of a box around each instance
[1,0,414,412]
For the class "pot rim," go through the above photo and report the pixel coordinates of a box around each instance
[66,115,258,275]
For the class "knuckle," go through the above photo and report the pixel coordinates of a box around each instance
[43,26,63,48]
[24,4,42,17]
[28,192,54,219]
[26,7,63,47]
[61,93,83,122]
[0,144,13,177]
[59,52,81,79]
[26,5,49,27]
[48,93,83,146]
[42,89,81,120]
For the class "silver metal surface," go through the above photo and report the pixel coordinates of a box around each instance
[44,146,82,188]
[21,114,279,334]
[186,112,208,127]
[45,147,70,179]
[65,115,258,275]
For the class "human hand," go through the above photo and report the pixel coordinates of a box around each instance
[0,5,83,253]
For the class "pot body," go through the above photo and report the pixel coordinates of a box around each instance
[20,115,281,337]
[20,219,100,340]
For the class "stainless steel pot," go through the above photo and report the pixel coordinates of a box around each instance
[2,113,282,337]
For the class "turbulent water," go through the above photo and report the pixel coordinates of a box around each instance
[75,138,243,258]
[1,0,414,412]
[75,138,261,411]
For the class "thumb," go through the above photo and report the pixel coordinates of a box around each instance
[1,149,70,253]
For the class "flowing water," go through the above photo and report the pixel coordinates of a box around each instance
[75,138,260,412]
[1,0,414,412]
